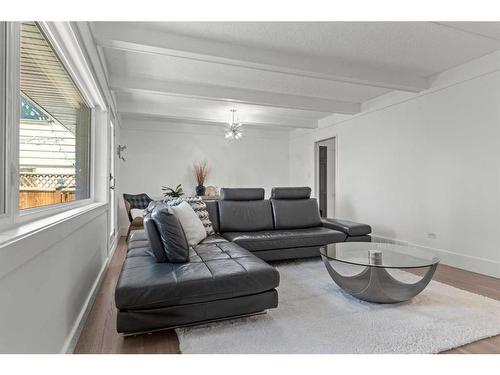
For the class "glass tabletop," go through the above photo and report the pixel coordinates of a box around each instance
[320,241,440,269]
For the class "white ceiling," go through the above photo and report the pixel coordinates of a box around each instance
[90,21,500,130]
[132,22,500,75]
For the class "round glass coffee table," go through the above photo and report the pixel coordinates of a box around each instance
[320,242,440,304]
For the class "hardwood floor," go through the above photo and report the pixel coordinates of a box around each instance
[74,237,179,354]
[74,237,500,354]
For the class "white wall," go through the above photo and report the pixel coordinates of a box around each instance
[290,52,500,278]
[0,206,109,353]
[118,120,291,233]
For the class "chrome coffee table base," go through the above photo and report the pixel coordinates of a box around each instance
[321,255,438,304]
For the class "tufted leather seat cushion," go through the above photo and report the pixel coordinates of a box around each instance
[222,227,346,252]
[200,234,229,244]
[115,239,280,311]
[126,246,152,258]
[129,230,148,242]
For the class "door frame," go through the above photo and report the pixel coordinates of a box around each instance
[108,119,117,248]
[314,136,337,218]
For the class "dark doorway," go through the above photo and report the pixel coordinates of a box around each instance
[318,146,328,217]
[315,137,335,218]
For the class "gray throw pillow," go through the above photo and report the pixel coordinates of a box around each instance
[151,203,190,263]
[143,212,169,263]
[165,196,216,235]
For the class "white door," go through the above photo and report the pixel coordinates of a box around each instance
[314,137,335,218]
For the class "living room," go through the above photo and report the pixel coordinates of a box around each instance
[1,0,500,373]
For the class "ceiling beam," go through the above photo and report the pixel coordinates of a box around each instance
[117,100,318,129]
[109,75,360,114]
[93,23,429,93]
[433,22,500,42]
[120,113,298,132]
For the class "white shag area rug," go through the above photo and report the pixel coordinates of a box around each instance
[176,259,500,354]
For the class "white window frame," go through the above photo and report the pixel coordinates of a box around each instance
[0,23,6,216]
[0,22,19,230]
[0,21,109,231]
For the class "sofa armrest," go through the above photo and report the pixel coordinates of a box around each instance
[321,218,372,236]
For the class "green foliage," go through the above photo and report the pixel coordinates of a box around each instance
[162,183,184,198]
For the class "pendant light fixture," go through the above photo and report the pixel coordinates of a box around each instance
[225,109,243,140]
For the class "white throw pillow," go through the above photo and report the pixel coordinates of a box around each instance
[130,208,145,219]
[170,201,207,246]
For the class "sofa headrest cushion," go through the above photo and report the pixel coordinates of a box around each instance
[220,188,265,201]
[271,187,311,200]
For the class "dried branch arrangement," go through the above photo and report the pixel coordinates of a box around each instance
[194,160,209,186]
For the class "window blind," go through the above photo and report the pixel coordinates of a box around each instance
[20,21,88,135]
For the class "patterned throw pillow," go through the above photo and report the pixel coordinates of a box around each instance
[164,196,215,236]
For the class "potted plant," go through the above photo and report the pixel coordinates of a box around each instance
[193,160,209,196]
[162,184,184,198]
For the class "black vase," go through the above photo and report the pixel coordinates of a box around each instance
[196,184,206,196]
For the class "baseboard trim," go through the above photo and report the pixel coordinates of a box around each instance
[372,235,500,279]
[371,235,409,246]
[60,235,119,354]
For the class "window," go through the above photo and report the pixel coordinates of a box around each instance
[19,22,91,210]
[0,22,6,215]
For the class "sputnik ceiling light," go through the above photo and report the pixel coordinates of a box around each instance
[225,109,243,140]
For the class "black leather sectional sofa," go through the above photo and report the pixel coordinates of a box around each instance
[115,187,371,335]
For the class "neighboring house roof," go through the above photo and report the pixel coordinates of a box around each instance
[21,97,48,121]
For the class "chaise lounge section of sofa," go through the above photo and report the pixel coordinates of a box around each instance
[116,230,279,335]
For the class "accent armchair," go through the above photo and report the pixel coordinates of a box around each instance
[123,193,153,241]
